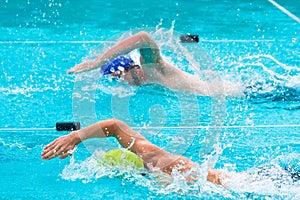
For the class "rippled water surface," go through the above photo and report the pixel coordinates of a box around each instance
[1,0,299,199]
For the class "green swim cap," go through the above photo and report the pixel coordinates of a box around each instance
[103,149,144,169]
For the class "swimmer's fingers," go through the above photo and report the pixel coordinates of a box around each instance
[41,140,59,158]
[55,144,76,159]
[67,61,95,74]
[42,143,74,160]
[43,137,60,151]
[67,67,77,74]
[59,153,71,159]
[42,132,79,160]
[41,145,58,160]
[42,134,66,153]
[42,139,63,160]
[59,146,75,159]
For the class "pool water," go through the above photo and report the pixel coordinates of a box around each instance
[1,0,300,199]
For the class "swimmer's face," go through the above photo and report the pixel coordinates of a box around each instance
[111,71,122,78]
[110,66,148,86]
[125,67,148,86]
[113,67,146,86]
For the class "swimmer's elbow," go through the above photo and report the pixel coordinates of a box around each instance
[136,31,158,49]
[99,118,120,136]
[109,118,130,134]
[137,31,151,39]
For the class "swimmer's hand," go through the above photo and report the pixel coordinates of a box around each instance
[41,131,80,160]
[67,60,96,74]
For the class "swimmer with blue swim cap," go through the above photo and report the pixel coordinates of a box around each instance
[67,31,243,97]
[42,118,300,187]
[100,54,135,76]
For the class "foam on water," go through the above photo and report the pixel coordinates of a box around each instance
[59,150,300,199]
[61,150,148,183]
[222,154,300,198]
[225,54,300,94]
[219,54,300,110]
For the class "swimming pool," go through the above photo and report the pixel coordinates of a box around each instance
[1,0,299,199]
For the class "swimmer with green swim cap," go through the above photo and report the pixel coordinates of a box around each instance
[67,31,243,97]
[42,118,229,186]
[42,118,300,188]
[102,149,144,169]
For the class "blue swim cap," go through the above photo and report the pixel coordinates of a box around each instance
[100,55,134,75]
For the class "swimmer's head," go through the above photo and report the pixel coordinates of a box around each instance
[102,149,144,169]
[101,55,134,76]
[110,62,140,78]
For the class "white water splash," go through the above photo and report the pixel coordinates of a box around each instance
[58,149,300,199]
[225,54,300,87]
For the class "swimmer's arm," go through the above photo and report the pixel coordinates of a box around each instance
[42,119,118,159]
[158,62,244,97]
[67,31,161,74]
[42,118,159,159]
[207,169,228,186]
[158,63,211,96]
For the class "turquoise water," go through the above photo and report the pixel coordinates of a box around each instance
[1,0,300,199]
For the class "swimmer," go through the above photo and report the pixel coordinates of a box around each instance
[41,118,228,186]
[41,119,300,187]
[67,31,243,97]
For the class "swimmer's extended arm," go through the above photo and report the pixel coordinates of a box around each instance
[67,31,161,74]
[42,118,160,160]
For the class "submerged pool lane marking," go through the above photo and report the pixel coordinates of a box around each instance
[1,124,300,132]
[0,39,276,45]
[268,0,300,23]
[199,39,275,43]
[0,40,116,44]
[132,124,300,129]
[0,122,80,132]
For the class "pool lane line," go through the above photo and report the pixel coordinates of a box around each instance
[0,122,80,132]
[132,124,300,129]
[268,0,300,23]
[0,124,300,132]
[0,39,276,45]
[0,40,116,44]
[0,127,56,132]
[199,39,275,43]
